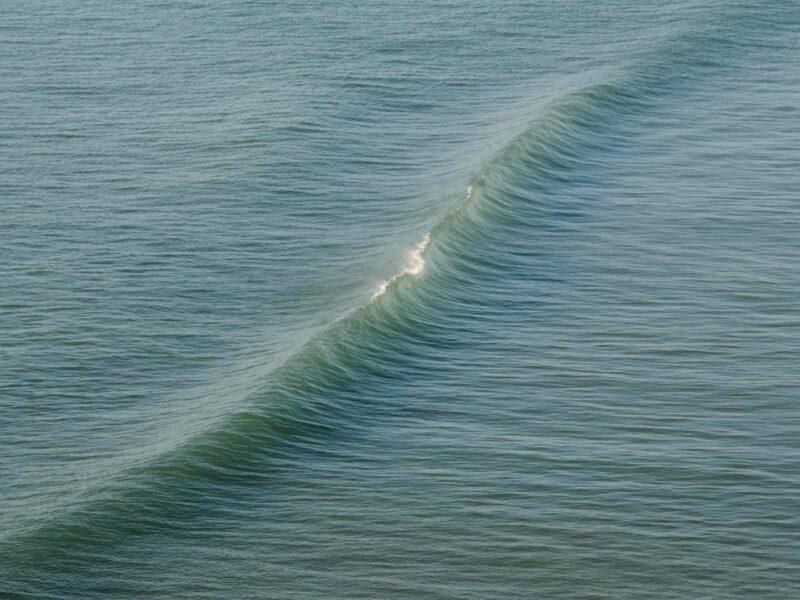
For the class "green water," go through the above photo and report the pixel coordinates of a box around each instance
[1,1,799,597]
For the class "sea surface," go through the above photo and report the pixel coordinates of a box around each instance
[1,1,799,598]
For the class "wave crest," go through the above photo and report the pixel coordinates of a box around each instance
[372,233,431,300]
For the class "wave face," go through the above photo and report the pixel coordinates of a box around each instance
[2,1,800,598]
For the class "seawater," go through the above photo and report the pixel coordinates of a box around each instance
[1,1,799,598]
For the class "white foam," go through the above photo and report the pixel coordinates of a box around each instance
[405,234,430,275]
[372,280,389,299]
[371,233,431,300]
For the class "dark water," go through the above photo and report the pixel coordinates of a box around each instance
[2,1,799,598]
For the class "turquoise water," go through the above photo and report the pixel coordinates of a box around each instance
[2,1,799,597]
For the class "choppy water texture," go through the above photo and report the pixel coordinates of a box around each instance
[2,1,799,598]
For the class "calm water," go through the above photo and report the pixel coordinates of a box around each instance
[2,1,799,598]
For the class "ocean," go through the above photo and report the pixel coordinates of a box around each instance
[1,1,799,598]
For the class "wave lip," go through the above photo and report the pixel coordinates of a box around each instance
[372,233,431,300]
[371,185,476,301]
